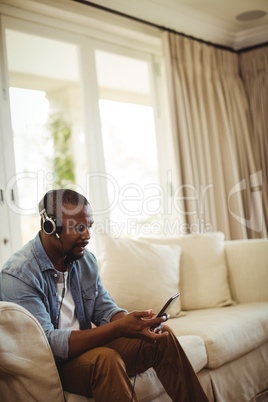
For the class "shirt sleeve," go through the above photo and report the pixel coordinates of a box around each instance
[80,250,127,327]
[0,270,71,361]
[91,272,127,326]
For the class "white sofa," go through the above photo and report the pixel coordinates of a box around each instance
[0,232,267,402]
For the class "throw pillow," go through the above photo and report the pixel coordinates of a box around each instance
[140,232,234,310]
[99,233,182,317]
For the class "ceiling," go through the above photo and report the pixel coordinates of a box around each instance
[80,0,268,50]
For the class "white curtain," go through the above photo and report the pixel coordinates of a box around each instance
[240,46,268,237]
[162,32,267,239]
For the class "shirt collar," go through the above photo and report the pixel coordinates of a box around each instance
[33,232,74,273]
[32,232,55,272]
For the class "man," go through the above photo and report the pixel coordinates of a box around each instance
[0,189,208,401]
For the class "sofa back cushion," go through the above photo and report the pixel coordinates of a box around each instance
[225,238,268,303]
[141,232,234,310]
[99,233,182,317]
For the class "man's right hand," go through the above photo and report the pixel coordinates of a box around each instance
[117,310,169,343]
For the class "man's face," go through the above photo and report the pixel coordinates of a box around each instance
[59,203,94,261]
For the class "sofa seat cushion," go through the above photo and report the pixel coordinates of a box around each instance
[178,335,207,373]
[167,302,268,368]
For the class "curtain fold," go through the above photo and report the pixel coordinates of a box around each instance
[163,32,267,239]
[239,47,268,237]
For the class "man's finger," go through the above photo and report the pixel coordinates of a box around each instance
[133,309,153,318]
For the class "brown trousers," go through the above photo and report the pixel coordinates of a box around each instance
[58,326,208,402]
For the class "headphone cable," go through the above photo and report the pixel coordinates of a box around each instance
[57,235,67,328]
[131,340,143,402]
[57,271,66,327]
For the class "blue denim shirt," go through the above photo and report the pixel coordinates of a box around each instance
[0,233,126,361]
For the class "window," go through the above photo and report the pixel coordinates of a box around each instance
[0,10,170,259]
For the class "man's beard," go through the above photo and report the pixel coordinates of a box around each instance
[65,250,84,263]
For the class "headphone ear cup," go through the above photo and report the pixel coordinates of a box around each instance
[39,191,63,236]
[42,215,63,236]
[43,215,57,235]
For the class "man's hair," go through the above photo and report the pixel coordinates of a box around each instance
[42,189,89,219]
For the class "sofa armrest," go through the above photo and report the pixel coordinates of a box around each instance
[0,302,65,402]
[225,239,268,303]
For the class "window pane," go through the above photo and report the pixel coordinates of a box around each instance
[6,29,86,244]
[95,50,161,236]
[9,87,51,242]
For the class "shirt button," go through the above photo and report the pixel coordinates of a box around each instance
[54,274,58,278]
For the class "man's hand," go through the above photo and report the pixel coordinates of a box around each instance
[117,309,170,343]
[150,312,170,334]
[69,309,170,358]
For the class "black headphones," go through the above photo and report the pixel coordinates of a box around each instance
[38,191,63,237]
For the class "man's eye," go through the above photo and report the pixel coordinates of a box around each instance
[76,224,86,233]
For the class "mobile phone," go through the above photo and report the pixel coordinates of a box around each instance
[150,292,180,332]
[156,292,180,317]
